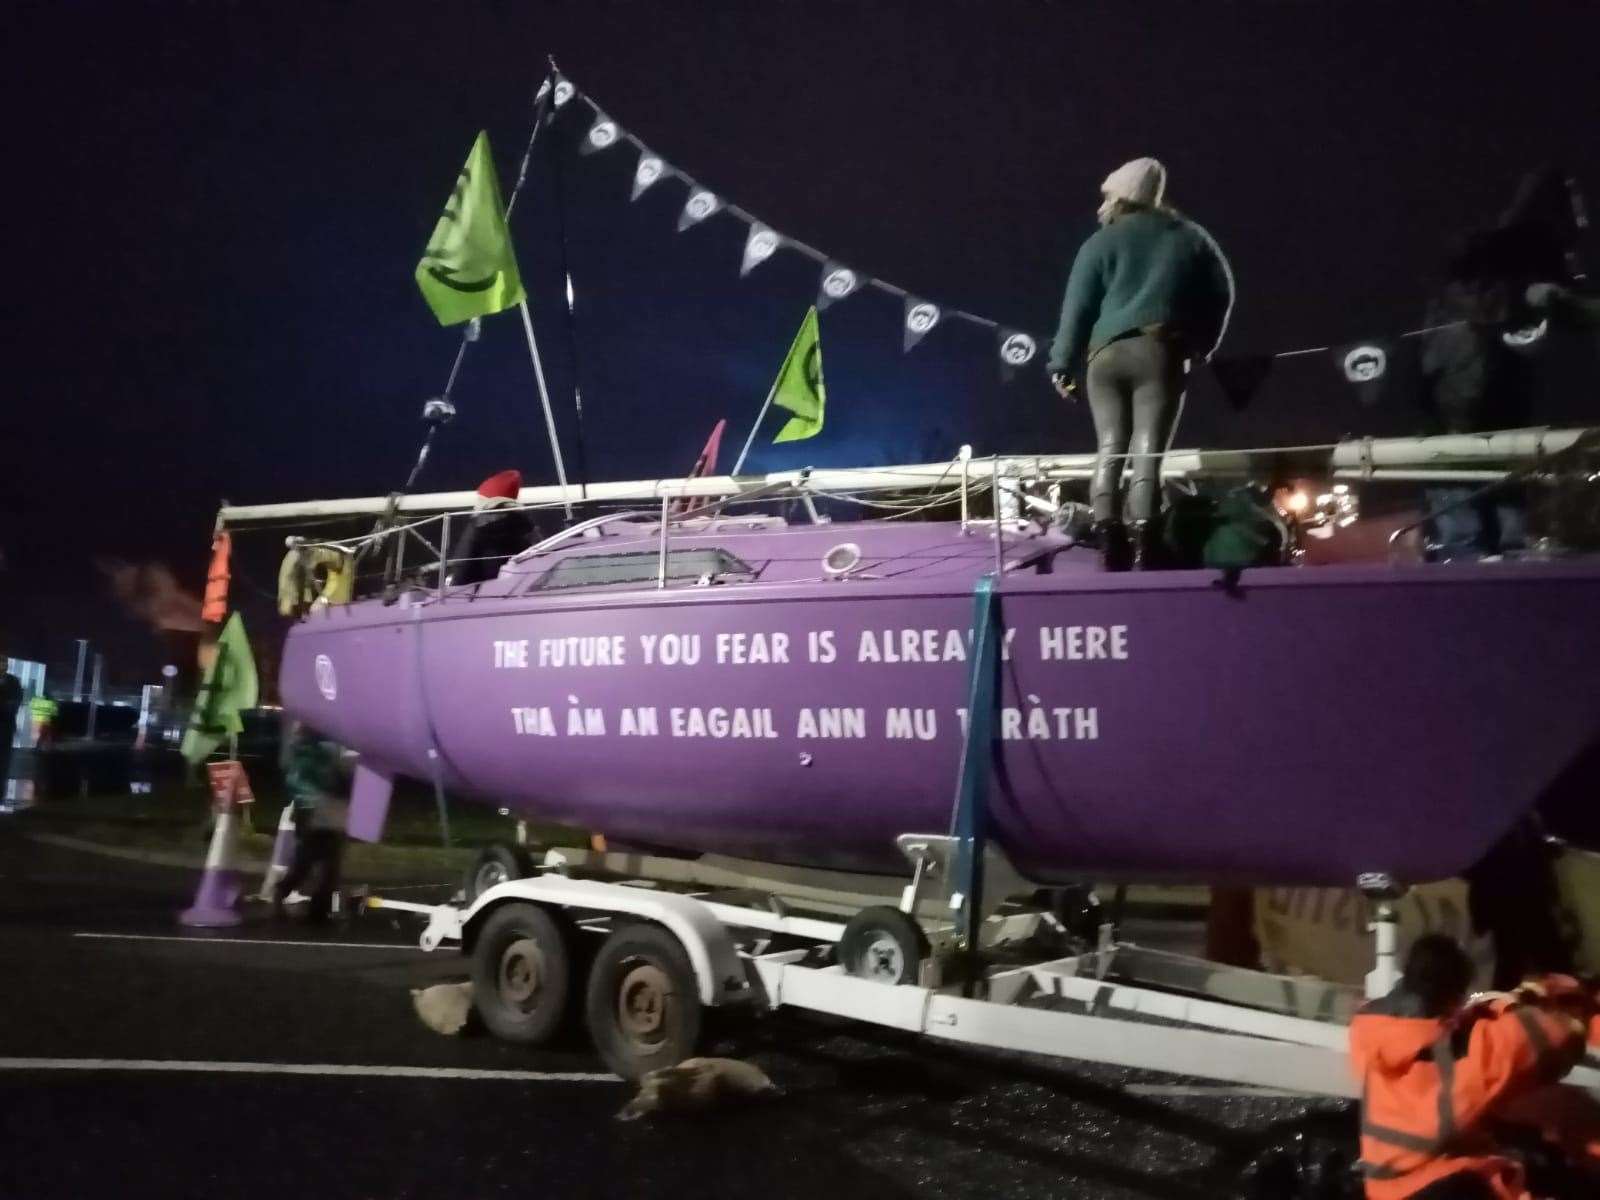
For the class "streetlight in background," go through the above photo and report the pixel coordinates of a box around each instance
[72,639,88,701]
[86,653,104,741]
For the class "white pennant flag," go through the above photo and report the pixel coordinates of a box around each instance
[741,226,781,277]
[631,153,665,201]
[903,299,941,352]
[1339,343,1388,383]
[678,188,720,231]
[817,263,861,310]
[998,330,1038,380]
[581,115,620,155]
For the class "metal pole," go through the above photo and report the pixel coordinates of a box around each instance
[86,654,103,740]
[427,748,452,848]
[731,377,781,478]
[656,496,671,588]
[72,639,88,701]
[992,456,1005,577]
[543,55,590,503]
[959,444,971,533]
[388,68,555,513]
[517,299,575,520]
[438,512,451,599]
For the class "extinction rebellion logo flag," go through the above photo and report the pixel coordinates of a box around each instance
[414,131,526,327]
[770,307,826,444]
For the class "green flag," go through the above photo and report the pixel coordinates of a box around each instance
[415,131,526,326]
[770,307,826,443]
[181,612,259,766]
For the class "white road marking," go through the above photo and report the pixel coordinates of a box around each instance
[1124,1084,1310,1098]
[74,932,417,952]
[0,1057,616,1082]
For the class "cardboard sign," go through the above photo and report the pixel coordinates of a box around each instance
[205,760,255,813]
[1254,880,1493,988]
[1257,849,1600,988]
[1556,848,1600,975]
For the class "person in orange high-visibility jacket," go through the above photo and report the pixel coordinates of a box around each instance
[1349,934,1597,1200]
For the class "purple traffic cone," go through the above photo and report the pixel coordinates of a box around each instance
[179,806,246,927]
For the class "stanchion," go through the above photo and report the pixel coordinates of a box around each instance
[179,760,255,928]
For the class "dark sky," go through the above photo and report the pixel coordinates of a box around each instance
[6,0,1599,685]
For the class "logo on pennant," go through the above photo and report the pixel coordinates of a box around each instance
[678,188,720,231]
[818,265,860,309]
[583,117,619,155]
[1341,344,1386,383]
[904,299,941,352]
[553,79,575,108]
[1502,318,1548,348]
[999,332,1037,367]
[742,226,780,276]
[631,154,664,201]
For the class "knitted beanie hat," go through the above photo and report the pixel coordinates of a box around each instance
[1098,158,1167,219]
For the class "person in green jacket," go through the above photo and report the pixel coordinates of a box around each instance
[273,721,346,922]
[1048,158,1235,569]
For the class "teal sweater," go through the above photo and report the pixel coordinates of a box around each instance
[1047,210,1234,378]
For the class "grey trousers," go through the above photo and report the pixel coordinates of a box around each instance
[1084,334,1185,523]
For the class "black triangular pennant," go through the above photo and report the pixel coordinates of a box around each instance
[1210,354,1274,411]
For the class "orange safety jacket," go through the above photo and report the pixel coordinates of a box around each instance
[1349,982,1588,1200]
[201,531,231,625]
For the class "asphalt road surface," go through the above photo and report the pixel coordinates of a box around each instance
[0,827,1355,1199]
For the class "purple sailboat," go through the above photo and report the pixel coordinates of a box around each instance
[277,506,1600,889]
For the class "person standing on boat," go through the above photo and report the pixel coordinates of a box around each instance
[1417,167,1587,561]
[1048,158,1234,570]
[449,470,537,586]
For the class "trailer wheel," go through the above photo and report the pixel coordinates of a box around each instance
[464,843,532,904]
[839,906,928,985]
[585,923,702,1080]
[470,902,570,1045]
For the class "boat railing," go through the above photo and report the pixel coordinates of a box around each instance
[264,425,1600,610]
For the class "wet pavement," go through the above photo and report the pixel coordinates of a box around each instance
[0,824,1356,1199]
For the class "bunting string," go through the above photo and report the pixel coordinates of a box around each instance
[544,73,1533,396]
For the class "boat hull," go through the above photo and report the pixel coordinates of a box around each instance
[281,559,1600,887]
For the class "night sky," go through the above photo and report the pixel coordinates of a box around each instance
[6,1,1599,685]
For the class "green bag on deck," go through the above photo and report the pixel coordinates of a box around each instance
[1163,486,1288,570]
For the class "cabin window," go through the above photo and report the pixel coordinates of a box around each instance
[534,548,753,591]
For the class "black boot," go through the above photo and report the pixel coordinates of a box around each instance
[1092,520,1129,572]
[1130,520,1163,571]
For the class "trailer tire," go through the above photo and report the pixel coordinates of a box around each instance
[839,906,928,985]
[464,843,532,904]
[585,923,702,1081]
[471,902,570,1045]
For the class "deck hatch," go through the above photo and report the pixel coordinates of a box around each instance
[535,548,753,591]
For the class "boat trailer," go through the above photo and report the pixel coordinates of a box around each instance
[364,836,1600,1095]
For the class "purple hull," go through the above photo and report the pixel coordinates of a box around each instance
[281,519,1600,887]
